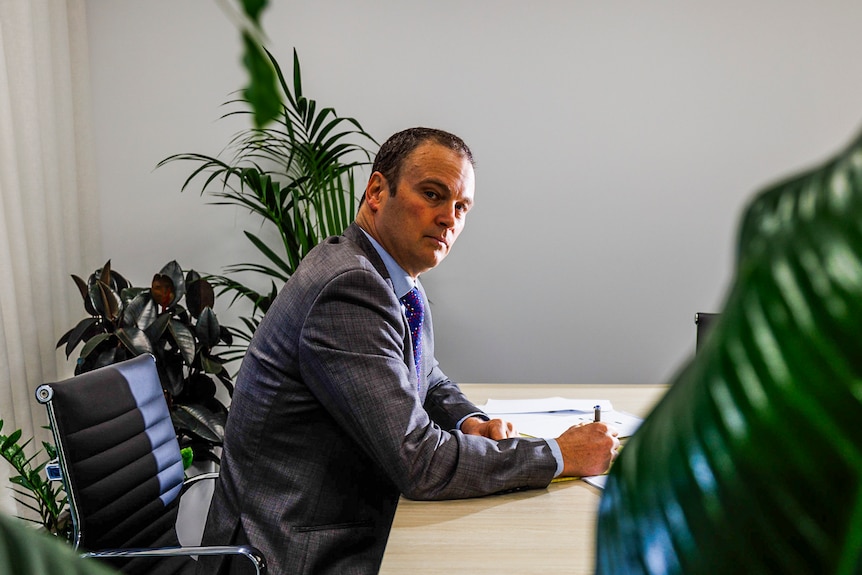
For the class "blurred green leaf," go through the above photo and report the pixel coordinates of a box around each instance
[241,33,280,129]
[241,0,267,23]
[0,514,117,574]
[597,127,862,574]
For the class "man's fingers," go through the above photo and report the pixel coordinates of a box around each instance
[487,419,519,439]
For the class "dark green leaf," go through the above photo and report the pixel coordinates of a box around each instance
[171,403,224,443]
[151,279,174,308]
[144,311,171,342]
[89,280,122,322]
[123,292,158,330]
[219,325,233,346]
[196,307,220,349]
[115,326,153,355]
[78,332,113,359]
[71,274,98,315]
[97,260,111,286]
[186,277,215,318]
[90,347,125,371]
[1,429,22,453]
[60,317,100,358]
[200,354,224,375]
[43,442,56,459]
[159,260,186,305]
[169,319,196,366]
[243,231,292,278]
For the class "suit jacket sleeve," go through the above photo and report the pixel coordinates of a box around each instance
[423,366,484,430]
[298,265,556,500]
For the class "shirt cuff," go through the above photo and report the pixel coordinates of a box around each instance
[545,438,565,477]
[456,412,489,431]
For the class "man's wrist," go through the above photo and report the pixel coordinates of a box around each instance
[545,438,564,477]
[457,413,489,432]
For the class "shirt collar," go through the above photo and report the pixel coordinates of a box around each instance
[360,229,416,298]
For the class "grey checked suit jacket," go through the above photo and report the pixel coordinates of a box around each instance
[198,223,557,575]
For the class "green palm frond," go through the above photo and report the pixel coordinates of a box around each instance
[158,49,377,348]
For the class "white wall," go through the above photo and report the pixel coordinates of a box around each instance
[85,1,862,385]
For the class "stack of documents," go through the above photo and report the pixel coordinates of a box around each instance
[477,397,644,489]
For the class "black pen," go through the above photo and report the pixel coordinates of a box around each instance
[594,405,601,422]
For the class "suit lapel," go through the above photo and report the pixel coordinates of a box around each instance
[344,223,424,395]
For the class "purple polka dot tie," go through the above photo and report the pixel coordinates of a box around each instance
[400,286,424,380]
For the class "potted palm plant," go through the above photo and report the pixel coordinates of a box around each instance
[157,49,378,345]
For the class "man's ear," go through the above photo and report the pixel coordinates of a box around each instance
[364,172,388,211]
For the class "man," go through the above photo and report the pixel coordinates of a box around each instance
[199,127,619,575]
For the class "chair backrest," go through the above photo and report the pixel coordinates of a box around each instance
[694,312,719,353]
[36,355,185,564]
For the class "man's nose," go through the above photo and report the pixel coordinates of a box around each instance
[436,203,456,228]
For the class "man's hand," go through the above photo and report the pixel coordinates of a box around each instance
[557,423,620,477]
[461,416,520,440]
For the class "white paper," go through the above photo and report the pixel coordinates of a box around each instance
[479,397,644,490]
[582,475,608,489]
[494,410,643,439]
[479,397,613,414]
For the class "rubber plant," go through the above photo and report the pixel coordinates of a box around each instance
[157,48,377,350]
[596,126,862,574]
[56,260,233,464]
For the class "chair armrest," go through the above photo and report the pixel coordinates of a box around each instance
[181,471,219,493]
[83,545,266,574]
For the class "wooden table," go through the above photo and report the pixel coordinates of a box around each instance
[379,383,668,575]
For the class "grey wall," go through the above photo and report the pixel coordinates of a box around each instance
[86,1,862,384]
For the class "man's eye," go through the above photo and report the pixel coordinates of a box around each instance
[424,190,438,200]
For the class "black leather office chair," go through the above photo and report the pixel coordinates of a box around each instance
[694,312,719,353]
[35,354,266,575]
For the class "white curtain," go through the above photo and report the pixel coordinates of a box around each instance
[0,0,100,516]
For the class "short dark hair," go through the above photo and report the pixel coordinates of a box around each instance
[372,127,474,193]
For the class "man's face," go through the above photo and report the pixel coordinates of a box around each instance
[368,142,474,278]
